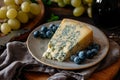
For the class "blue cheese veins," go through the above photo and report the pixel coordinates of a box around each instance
[42,19,93,62]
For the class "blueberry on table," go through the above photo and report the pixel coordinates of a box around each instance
[46,30,54,38]
[40,26,48,32]
[74,56,83,64]
[78,51,86,60]
[33,30,40,38]
[39,31,46,38]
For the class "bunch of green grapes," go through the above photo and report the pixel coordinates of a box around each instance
[0,0,41,35]
[52,0,92,18]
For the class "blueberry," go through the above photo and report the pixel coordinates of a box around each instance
[40,26,48,32]
[91,48,98,55]
[86,50,94,59]
[55,24,59,28]
[74,56,83,64]
[52,26,58,32]
[78,51,86,60]
[70,55,77,61]
[49,24,55,29]
[87,45,93,50]
[33,30,40,38]
[39,31,46,38]
[93,43,100,50]
[48,24,58,32]
[46,30,54,38]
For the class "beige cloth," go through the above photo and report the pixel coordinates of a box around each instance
[0,40,119,80]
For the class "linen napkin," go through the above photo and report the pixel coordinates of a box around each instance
[0,40,119,80]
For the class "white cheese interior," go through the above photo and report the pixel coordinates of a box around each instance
[42,19,93,61]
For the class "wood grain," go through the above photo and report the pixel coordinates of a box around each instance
[89,59,120,80]
[24,58,120,80]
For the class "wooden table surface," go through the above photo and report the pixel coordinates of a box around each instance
[24,59,120,80]
[23,1,120,80]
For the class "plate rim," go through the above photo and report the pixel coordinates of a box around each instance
[26,20,109,70]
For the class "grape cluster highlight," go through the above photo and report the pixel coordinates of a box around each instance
[52,0,92,17]
[0,0,41,35]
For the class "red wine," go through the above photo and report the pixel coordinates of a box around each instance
[92,0,120,28]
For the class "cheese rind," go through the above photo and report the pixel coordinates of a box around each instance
[42,19,93,61]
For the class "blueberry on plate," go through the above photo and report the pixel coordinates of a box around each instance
[39,31,46,38]
[55,24,59,28]
[86,50,94,59]
[91,48,98,55]
[46,30,54,38]
[78,51,86,60]
[48,24,58,32]
[49,24,55,29]
[86,44,93,50]
[73,56,83,64]
[40,26,48,33]
[33,30,40,38]
[93,43,100,50]
[52,26,58,32]
[70,55,77,61]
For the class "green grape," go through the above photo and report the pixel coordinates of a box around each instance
[24,0,32,3]
[58,1,66,7]
[63,0,71,5]
[0,23,11,34]
[21,1,30,12]
[15,0,23,5]
[73,6,85,17]
[17,11,28,23]
[30,3,41,15]
[87,7,92,18]
[0,23,1,31]
[7,8,17,19]
[57,0,63,2]
[88,3,92,7]
[7,4,19,10]
[71,0,81,7]
[57,0,65,7]
[8,18,20,30]
[84,0,93,4]
[51,0,58,2]
[4,0,15,5]
[0,6,7,10]
[27,12,35,19]
[0,7,7,19]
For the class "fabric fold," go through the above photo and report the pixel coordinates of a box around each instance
[0,40,119,80]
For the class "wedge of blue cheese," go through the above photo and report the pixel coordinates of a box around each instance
[42,19,93,61]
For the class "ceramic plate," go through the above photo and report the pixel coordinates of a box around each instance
[26,20,109,70]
